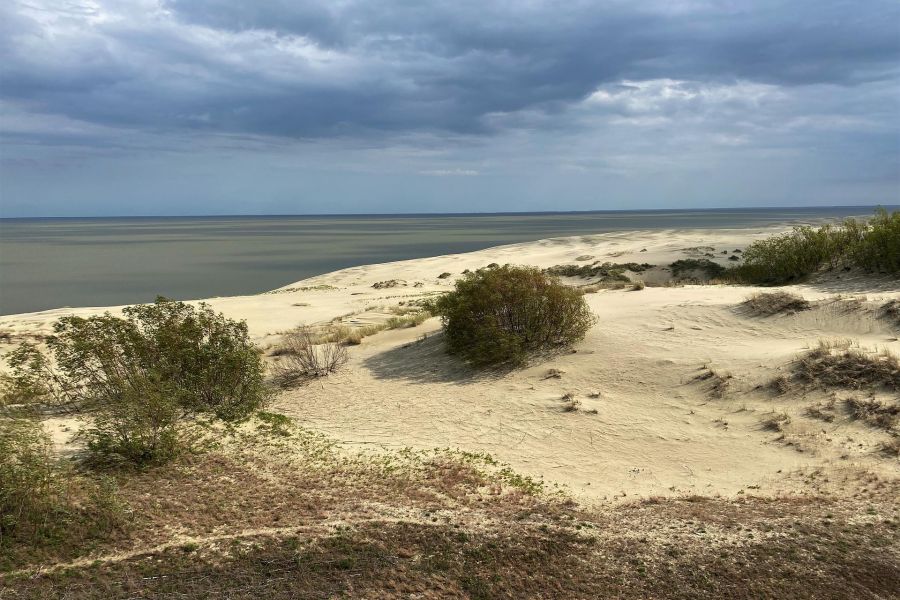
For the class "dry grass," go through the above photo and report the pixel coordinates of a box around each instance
[761,412,791,432]
[742,291,811,316]
[694,366,732,399]
[805,400,837,422]
[796,341,900,392]
[7,477,899,599]
[845,397,900,432]
[272,326,348,387]
[880,299,900,328]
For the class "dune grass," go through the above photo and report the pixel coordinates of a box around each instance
[742,291,811,315]
[795,341,899,392]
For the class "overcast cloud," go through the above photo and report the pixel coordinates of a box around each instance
[0,0,898,216]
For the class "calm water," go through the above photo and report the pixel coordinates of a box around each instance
[0,207,884,315]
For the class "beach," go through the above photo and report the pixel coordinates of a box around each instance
[4,222,898,503]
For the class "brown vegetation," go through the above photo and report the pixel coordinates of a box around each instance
[272,326,349,386]
[796,341,899,392]
[742,291,811,315]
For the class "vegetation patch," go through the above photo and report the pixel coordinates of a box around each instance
[669,258,726,279]
[880,300,900,328]
[1,298,269,467]
[545,262,653,283]
[7,489,899,599]
[432,265,595,367]
[728,208,899,285]
[845,397,899,433]
[271,326,349,387]
[0,416,125,571]
[742,292,811,315]
[372,279,406,289]
[795,341,900,392]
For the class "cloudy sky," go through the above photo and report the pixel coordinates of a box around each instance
[1,0,898,216]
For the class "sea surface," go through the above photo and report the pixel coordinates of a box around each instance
[0,207,886,315]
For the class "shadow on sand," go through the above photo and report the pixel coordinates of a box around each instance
[802,271,900,294]
[362,332,506,384]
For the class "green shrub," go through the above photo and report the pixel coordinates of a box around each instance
[0,415,126,565]
[729,208,899,284]
[2,298,270,466]
[848,208,900,273]
[669,259,726,279]
[545,262,652,282]
[433,265,595,366]
[0,416,57,540]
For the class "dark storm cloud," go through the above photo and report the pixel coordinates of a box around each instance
[2,0,898,140]
[1,0,898,217]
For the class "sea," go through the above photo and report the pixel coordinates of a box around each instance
[0,206,887,315]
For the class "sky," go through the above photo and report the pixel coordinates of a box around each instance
[0,0,898,217]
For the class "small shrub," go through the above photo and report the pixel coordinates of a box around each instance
[631,280,646,291]
[742,292,811,315]
[273,326,348,387]
[438,272,452,279]
[433,265,595,366]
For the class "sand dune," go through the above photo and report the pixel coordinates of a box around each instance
[2,224,897,505]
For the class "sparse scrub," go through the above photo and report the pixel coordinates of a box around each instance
[695,367,732,398]
[433,265,595,366]
[437,272,452,279]
[546,262,653,282]
[385,311,430,329]
[805,400,836,422]
[796,341,899,392]
[631,280,645,291]
[273,326,349,387]
[845,397,899,432]
[742,291,811,315]
[1,298,269,466]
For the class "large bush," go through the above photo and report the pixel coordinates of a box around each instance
[730,208,899,284]
[849,207,900,273]
[2,298,270,465]
[433,265,595,366]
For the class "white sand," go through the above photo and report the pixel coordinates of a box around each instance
[2,225,898,502]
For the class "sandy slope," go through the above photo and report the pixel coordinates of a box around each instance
[2,224,897,503]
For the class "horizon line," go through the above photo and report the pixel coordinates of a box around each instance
[1,203,895,221]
